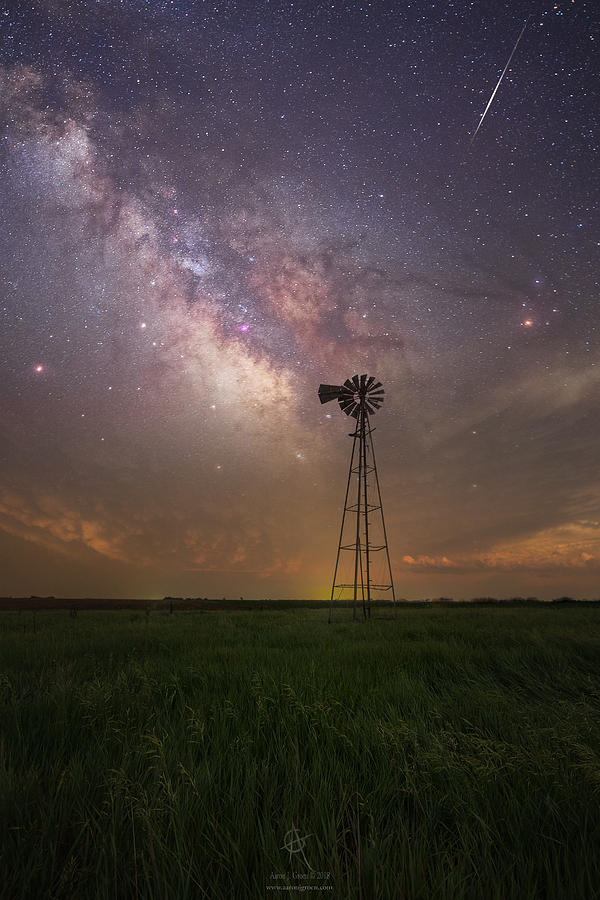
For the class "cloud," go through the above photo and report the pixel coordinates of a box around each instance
[401,520,600,574]
[0,488,135,564]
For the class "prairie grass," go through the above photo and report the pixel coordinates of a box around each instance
[1,606,599,898]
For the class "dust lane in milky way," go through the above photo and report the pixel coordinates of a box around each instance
[0,2,598,599]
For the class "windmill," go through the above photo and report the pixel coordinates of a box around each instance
[318,374,396,622]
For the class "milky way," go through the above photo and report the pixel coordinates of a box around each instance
[1,1,598,599]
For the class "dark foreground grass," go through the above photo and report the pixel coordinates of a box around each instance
[1,606,599,899]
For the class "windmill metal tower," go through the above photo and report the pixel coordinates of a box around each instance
[318,374,396,622]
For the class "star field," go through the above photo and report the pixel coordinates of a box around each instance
[0,0,598,599]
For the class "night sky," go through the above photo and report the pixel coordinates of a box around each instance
[1,1,598,600]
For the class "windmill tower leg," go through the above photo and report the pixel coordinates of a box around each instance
[361,404,372,620]
[366,417,397,617]
[353,413,363,622]
[328,429,359,625]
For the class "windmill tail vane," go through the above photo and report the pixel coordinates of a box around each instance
[318,374,396,622]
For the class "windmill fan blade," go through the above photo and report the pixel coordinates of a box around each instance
[360,374,367,390]
[369,381,383,392]
[351,374,361,391]
[350,405,360,418]
[339,394,358,411]
[366,375,375,389]
[318,384,343,404]
[343,378,355,392]
[369,388,385,398]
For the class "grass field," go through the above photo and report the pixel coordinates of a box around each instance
[1,605,599,899]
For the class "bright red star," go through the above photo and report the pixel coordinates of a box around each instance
[34,364,43,373]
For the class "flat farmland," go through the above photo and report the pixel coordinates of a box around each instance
[1,606,599,899]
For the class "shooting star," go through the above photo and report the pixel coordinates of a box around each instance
[470,17,530,144]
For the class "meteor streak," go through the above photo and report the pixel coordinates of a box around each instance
[470,17,530,144]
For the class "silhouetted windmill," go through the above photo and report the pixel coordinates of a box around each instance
[318,374,396,622]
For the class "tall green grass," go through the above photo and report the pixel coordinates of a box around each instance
[1,606,599,898]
